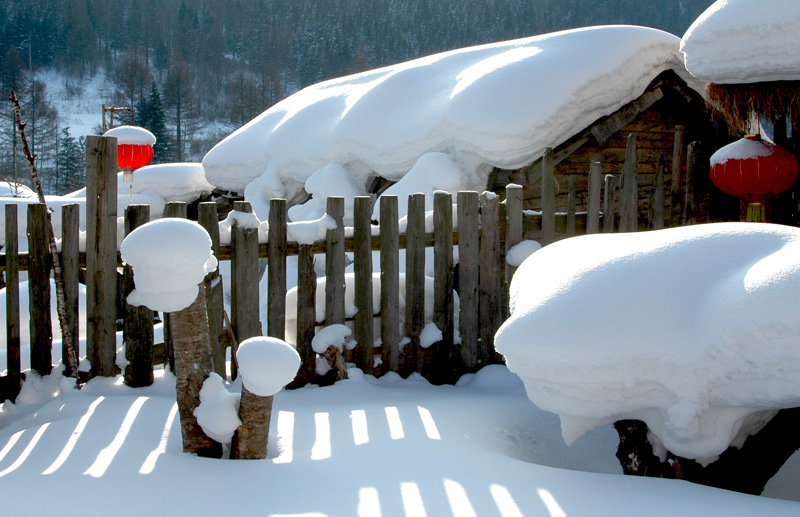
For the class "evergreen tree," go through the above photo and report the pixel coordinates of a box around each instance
[135,82,171,163]
[56,127,86,194]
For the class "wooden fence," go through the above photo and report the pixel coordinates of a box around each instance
[0,134,689,401]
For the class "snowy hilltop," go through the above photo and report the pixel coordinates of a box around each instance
[203,25,701,222]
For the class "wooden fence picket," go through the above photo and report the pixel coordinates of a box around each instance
[457,191,479,372]
[28,203,52,377]
[268,198,287,340]
[432,191,455,383]
[404,193,425,375]
[380,195,400,374]
[5,204,20,392]
[230,200,261,379]
[353,196,374,375]
[325,197,345,327]
[62,204,80,378]
[479,192,502,363]
[198,202,226,379]
[123,204,154,387]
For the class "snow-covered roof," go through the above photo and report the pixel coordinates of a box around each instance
[203,25,697,221]
[680,0,800,84]
[496,222,800,463]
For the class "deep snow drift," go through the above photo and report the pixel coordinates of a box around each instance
[496,223,800,463]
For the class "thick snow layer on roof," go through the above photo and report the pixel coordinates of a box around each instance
[495,223,800,462]
[203,25,694,220]
[680,0,800,84]
[103,125,156,145]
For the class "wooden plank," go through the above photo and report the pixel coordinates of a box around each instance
[292,244,317,387]
[123,204,154,387]
[671,125,686,227]
[586,162,602,234]
[85,135,118,378]
[590,88,664,144]
[62,204,80,378]
[5,204,20,391]
[504,184,523,322]
[566,175,577,238]
[353,196,374,375]
[28,203,52,376]
[268,198,287,340]
[619,133,639,232]
[162,201,188,374]
[652,153,665,230]
[325,197,346,326]
[541,147,556,246]
[684,141,701,224]
[198,202,226,379]
[380,196,400,374]
[432,191,454,384]
[458,191,479,373]
[604,175,618,233]
[230,201,261,379]
[478,192,502,365]
[405,193,425,375]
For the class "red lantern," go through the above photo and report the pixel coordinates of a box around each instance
[103,125,156,183]
[709,135,798,222]
[117,142,154,171]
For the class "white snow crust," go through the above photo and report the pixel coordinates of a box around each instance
[203,25,695,222]
[103,125,156,145]
[680,0,800,84]
[710,136,777,166]
[236,336,301,397]
[506,239,542,267]
[120,219,217,313]
[495,222,800,462]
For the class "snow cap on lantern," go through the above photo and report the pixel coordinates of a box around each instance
[104,125,156,172]
[710,135,798,203]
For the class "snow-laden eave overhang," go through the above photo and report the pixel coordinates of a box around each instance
[518,69,708,182]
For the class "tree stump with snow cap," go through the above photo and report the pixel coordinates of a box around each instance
[232,336,301,459]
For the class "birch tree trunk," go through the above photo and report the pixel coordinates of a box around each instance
[231,386,273,459]
[172,285,222,458]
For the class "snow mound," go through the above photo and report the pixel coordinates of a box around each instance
[680,0,800,84]
[194,373,241,444]
[495,223,800,462]
[65,163,214,204]
[120,219,217,313]
[103,125,156,145]
[236,336,301,397]
[203,25,694,219]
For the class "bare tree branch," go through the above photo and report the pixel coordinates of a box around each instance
[8,90,79,378]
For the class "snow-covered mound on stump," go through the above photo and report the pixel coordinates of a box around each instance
[203,25,695,219]
[495,223,800,463]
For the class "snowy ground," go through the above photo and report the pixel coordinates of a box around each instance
[1,361,799,516]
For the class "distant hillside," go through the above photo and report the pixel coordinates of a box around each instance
[0,0,714,193]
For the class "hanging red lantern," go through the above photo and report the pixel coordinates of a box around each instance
[709,135,798,222]
[103,125,156,183]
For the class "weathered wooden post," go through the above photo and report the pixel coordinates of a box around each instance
[652,153,666,230]
[604,174,618,233]
[619,133,639,232]
[478,191,502,363]
[5,204,20,393]
[432,191,455,383]
[61,204,80,378]
[458,191,479,372]
[197,202,225,379]
[380,195,400,374]
[586,162,602,234]
[566,175,577,238]
[162,201,188,372]
[123,205,153,387]
[230,201,261,379]
[28,203,52,376]
[541,147,556,245]
[86,135,118,377]
[353,196,374,375]
[291,243,317,387]
[268,198,287,341]
[405,193,425,375]
[325,197,346,327]
[671,125,685,227]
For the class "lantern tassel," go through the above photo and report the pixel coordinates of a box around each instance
[123,166,134,184]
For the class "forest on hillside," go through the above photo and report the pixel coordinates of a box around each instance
[0,0,714,194]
